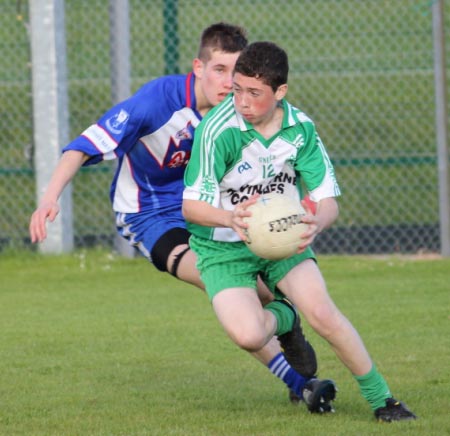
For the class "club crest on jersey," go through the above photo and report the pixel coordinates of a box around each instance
[106,109,130,135]
[175,126,192,141]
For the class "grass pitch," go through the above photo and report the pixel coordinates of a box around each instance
[0,249,448,435]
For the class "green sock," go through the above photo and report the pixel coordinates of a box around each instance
[265,300,295,335]
[354,364,392,410]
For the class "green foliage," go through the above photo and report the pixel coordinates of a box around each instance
[0,249,448,435]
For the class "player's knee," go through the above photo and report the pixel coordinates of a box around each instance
[230,327,267,352]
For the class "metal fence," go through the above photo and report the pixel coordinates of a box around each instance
[0,0,449,255]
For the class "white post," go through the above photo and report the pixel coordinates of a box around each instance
[432,0,450,256]
[29,0,73,253]
[109,0,135,257]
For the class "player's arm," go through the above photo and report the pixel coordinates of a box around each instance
[303,196,339,232]
[29,150,89,243]
[182,199,232,228]
[182,196,258,241]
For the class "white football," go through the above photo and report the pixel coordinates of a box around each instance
[243,193,308,260]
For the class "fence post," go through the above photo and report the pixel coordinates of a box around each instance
[109,0,135,258]
[432,0,450,256]
[29,0,73,253]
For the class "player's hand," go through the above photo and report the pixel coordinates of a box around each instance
[231,194,259,241]
[296,213,319,253]
[296,219,318,254]
[296,197,319,253]
[29,201,60,243]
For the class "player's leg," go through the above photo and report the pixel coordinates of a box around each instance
[278,259,373,376]
[274,290,317,377]
[212,286,312,397]
[193,236,331,404]
[172,238,318,385]
[151,227,204,288]
[160,228,319,389]
[169,237,274,306]
[211,285,331,405]
[118,212,322,404]
[275,296,318,403]
[278,258,416,420]
[171,233,318,403]
[171,234,319,383]
[115,210,202,287]
[167,240,317,403]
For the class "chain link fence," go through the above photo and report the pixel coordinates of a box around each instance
[0,0,449,254]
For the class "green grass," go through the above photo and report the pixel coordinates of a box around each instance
[1,249,449,435]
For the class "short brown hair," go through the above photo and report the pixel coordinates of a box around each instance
[197,22,248,62]
[234,41,289,92]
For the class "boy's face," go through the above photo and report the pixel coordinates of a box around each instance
[193,50,240,109]
[232,73,285,126]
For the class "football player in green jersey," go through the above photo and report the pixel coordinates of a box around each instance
[183,41,416,422]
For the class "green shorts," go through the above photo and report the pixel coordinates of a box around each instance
[189,235,316,301]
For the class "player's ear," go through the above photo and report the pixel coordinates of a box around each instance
[192,58,204,79]
[275,84,288,100]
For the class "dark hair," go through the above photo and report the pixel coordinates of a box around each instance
[233,41,288,92]
[197,22,248,61]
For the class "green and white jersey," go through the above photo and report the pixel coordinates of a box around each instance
[183,95,340,242]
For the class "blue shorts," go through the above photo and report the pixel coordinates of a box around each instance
[115,205,187,261]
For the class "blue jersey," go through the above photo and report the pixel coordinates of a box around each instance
[63,73,202,214]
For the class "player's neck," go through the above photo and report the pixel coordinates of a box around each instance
[253,106,284,139]
[194,78,213,116]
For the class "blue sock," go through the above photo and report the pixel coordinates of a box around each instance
[268,352,308,399]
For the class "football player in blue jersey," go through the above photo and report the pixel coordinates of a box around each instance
[29,22,328,408]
